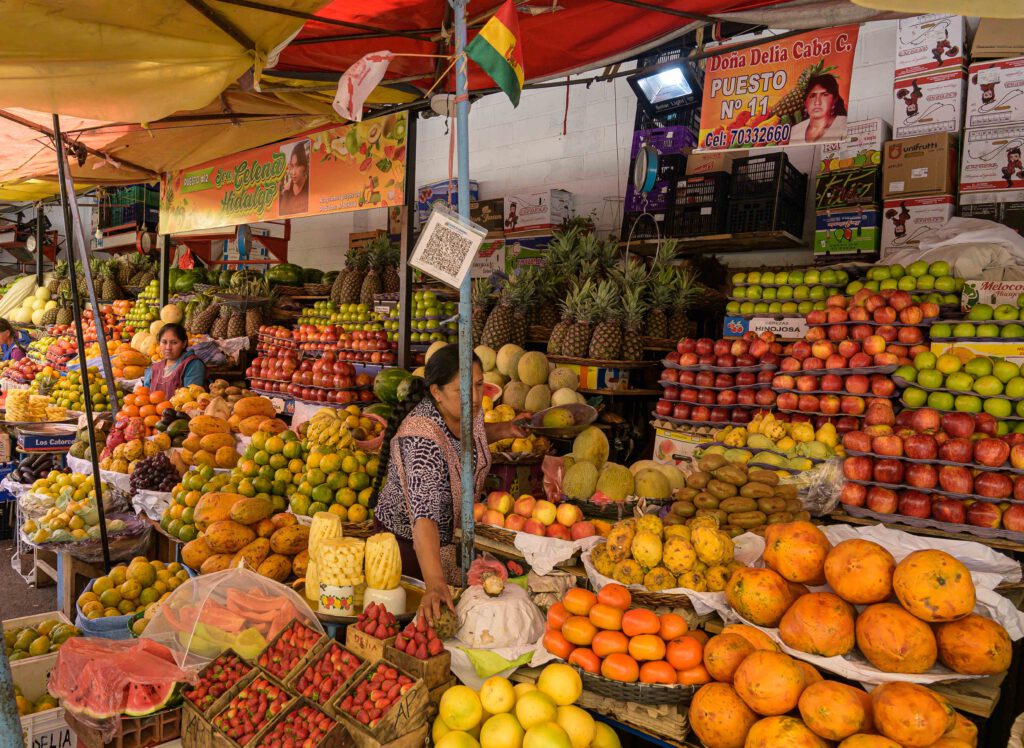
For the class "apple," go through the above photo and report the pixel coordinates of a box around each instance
[692,406,711,422]
[680,389,699,404]
[662,369,679,383]
[818,395,840,415]
[482,509,506,527]
[798,394,820,413]
[840,482,868,506]
[698,390,716,405]
[865,294,886,313]
[975,473,1014,499]
[905,463,939,489]
[851,325,874,342]
[773,374,795,390]
[843,430,872,452]
[555,503,583,527]
[849,306,871,322]
[696,371,715,388]
[867,486,898,513]
[730,339,750,357]
[898,326,925,345]
[755,389,777,406]
[737,371,757,386]
[1001,504,1024,531]
[486,491,513,514]
[532,500,558,525]
[522,519,546,536]
[714,373,735,388]
[976,413,998,436]
[864,424,894,437]
[938,466,973,494]
[807,309,827,325]
[570,521,596,540]
[826,354,849,370]
[871,435,903,456]
[873,307,897,325]
[1011,445,1024,469]
[895,410,916,431]
[473,503,487,522]
[938,438,974,463]
[838,340,860,359]
[672,403,692,420]
[870,375,897,397]
[695,338,714,356]
[737,390,757,406]
[713,339,731,357]
[804,357,824,371]
[826,294,848,309]
[504,514,527,531]
[836,416,861,434]
[932,498,967,524]
[889,291,913,311]
[899,490,932,518]
[708,407,730,423]
[716,354,736,368]
[796,375,818,392]
[974,438,1010,468]
[1016,476,1024,501]
[904,434,938,460]
[781,358,801,372]
[845,374,869,394]
[545,523,572,540]
[967,502,1002,529]
[715,390,736,406]
[840,395,866,415]
[681,353,700,366]
[791,341,811,360]
[941,412,976,439]
[843,456,874,481]
[827,308,849,324]
[910,408,941,433]
[811,341,835,360]
[749,339,769,359]
[828,324,849,342]
[678,338,697,354]
[732,408,752,424]
[874,458,904,484]
[513,495,537,517]
[848,352,872,368]
[873,352,900,365]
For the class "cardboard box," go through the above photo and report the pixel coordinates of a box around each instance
[960,125,1024,194]
[503,189,572,234]
[815,167,881,210]
[961,279,1024,311]
[972,19,1024,60]
[883,133,958,198]
[503,234,550,275]
[470,198,505,234]
[815,208,881,256]
[470,238,504,279]
[417,179,479,226]
[880,195,955,257]
[15,424,77,452]
[686,151,739,176]
[896,14,966,77]
[723,315,810,340]
[966,57,1024,128]
[819,118,890,173]
[556,362,630,390]
[892,67,965,140]
[931,339,1024,365]
[653,427,706,465]
[959,191,1024,235]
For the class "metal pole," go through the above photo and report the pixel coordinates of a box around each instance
[0,651,19,747]
[396,112,417,371]
[34,204,44,287]
[453,0,475,584]
[53,115,112,572]
[159,234,170,308]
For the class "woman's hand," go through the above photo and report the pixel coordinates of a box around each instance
[486,419,529,443]
[419,580,455,625]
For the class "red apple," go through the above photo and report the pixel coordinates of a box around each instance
[865,403,895,426]
[691,406,711,422]
[713,339,731,357]
[714,373,735,388]
[904,434,939,460]
[777,392,799,410]
[717,390,738,406]
[806,328,827,343]
[522,519,547,536]
[873,306,897,324]
[709,407,730,423]
[680,389,699,404]
[905,462,939,489]
[737,389,757,405]
[797,394,820,413]
[755,389,777,406]
[898,305,924,324]
[698,389,716,405]
[851,324,874,341]
[974,438,1010,468]
[749,339,769,359]
[849,306,871,322]
[838,340,860,359]
[773,374,795,390]
[942,412,976,439]
[673,403,692,420]
[939,465,974,494]
[967,502,1002,528]
[1001,504,1024,531]
[514,495,537,517]
[840,482,868,506]
[570,521,596,540]
[844,374,869,394]
[811,341,835,361]
[866,486,898,513]
[843,456,874,481]
[804,357,824,371]
[1016,476,1024,501]
[1011,445,1024,470]
[680,353,700,366]
[836,416,861,434]
[861,335,886,356]
[874,458,904,484]
[869,375,896,397]
[546,524,572,540]
[715,354,736,368]
[796,375,818,392]
[899,490,932,518]
[826,294,848,309]
[664,385,681,401]
[932,498,967,524]
[826,354,849,370]
[840,396,866,415]
[820,395,841,415]
[889,291,913,311]
[872,435,903,456]
[848,352,872,368]
[696,371,715,388]
[975,472,1014,499]
[910,408,941,433]
[504,514,527,531]
[473,503,487,522]
[873,352,900,365]
[827,307,849,324]
[842,430,872,452]
[731,408,752,424]
[737,371,757,386]
[939,438,974,464]
[677,338,697,354]
[781,358,801,372]
[976,413,998,436]
[806,309,827,325]
[827,324,849,342]
[730,339,751,357]
[897,326,925,345]
[791,341,811,360]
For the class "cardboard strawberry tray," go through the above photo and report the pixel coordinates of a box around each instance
[255,619,325,684]
[209,670,297,748]
[183,649,255,719]
[332,659,428,748]
[285,639,364,716]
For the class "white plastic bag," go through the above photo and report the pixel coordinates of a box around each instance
[886,217,1024,280]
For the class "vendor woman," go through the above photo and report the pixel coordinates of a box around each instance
[371,343,526,624]
[143,323,206,391]
[0,319,26,360]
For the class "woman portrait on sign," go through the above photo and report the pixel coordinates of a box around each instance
[279,141,310,216]
[788,74,848,144]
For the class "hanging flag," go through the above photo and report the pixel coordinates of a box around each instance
[333,51,395,121]
[465,0,525,107]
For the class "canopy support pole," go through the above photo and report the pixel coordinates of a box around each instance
[397,113,417,372]
[34,204,44,286]
[159,234,170,309]
[52,114,112,572]
[0,652,18,748]
[453,0,475,585]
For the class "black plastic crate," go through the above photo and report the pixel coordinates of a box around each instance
[669,204,726,237]
[731,152,807,201]
[675,172,730,207]
[119,204,159,228]
[622,211,669,241]
[727,194,805,237]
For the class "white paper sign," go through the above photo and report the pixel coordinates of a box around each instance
[410,204,487,289]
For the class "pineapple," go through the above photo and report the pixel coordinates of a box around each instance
[340,248,368,304]
[48,260,67,296]
[668,267,700,340]
[509,269,537,346]
[115,258,133,287]
[587,280,622,360]
[245,307,263,337]
[381,242,401,294]
[548,281,584,356]
[210,307,230,339]
[620,286,647,361]
[471,279,492,345]
[40,307,58,326]
[771,59,836,121]
[56,301,73,326]
[481,271,534,350]
[227,311,245,338]
[190,303,220,335]
[100,263,119,300]
[646,267,675,340]
[528,266,561,330]
[359,237,390,305]
[331,246,357,303]
[563,281,595,359]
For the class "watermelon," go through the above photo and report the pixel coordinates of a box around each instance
[362,403,393,420]
[266,263,303,285]
[322,270,339,285]
[303,267,324,283]
[124,681,179,716]
[373,368,411,405]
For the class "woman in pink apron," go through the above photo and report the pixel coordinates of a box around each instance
[371,344,526,624]
[143,323,206,393]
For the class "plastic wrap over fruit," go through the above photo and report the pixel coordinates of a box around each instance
[48,637,192,741]
[141,567,324,671]
[796,458,843,517]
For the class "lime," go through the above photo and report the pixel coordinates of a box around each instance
[320,454,342,473]
[283,440,303,459]
[336,488,357,507]
[274,468,293,484]
[327,471,345,490]
[253,451,270,466]
[308,501,328,515]
[349,472,370,491]
[288,459,305,474]
[166,519,184,537]
[312,484,334,503]
[271,480,288,496]
[269,453,287,470]
[238,480,256,498]
[289,494,311,516]
[359,487,374,506]
[307,469,326,487]
[265,436,285,454]
[178,524,197,542]
[251,431,267,451]
[342,455,360,474]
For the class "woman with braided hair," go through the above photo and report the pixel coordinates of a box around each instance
[371,343,527,623]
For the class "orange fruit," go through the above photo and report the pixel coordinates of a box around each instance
[588,604,623,632]
[563,588,598,616]
[628,634,667,662]
[666,636,704,671]
[592,631,629,658]
[659,613,688,641]
[543,629,575,661]
[622,609,660,637]
[139,404,156,418]
[149,391,166,404]
[639,661,677,684]
[597,583,631,611]
[561,616,597,646]
[568,648,601,674]
[600,653,639,683]
[677,664,712,685]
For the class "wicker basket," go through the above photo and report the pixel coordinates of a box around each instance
[275,284,306,297]
[342,520,374,539]
[304,283,331,295]
[473,523,517,546]
[627,588,698,613]
[576,666,696,705]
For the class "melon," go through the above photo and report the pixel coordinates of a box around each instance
[655,464,685,491]
[475,345,497,372]
[426,340,448,363]
[629,460,660,476]
[563,461,599,500]
[572,427,609,468]
[503,381,530,412]
[44,300,57,310]
[34,286,50,301]
[518,351,550,386]
[123,681,178,717]
[542,407,575,428]
[548,367,578,391]
[31,309,46,325]
[524,384,552,412]
[496,344,525,378]
[160,304,183,324]
[595,463,634,501]
[551,388,579,407]
[634,468,671,499]
[483,370,505,387]
[149,319,165,336]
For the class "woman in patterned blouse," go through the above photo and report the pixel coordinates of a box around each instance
[371,344,526,623]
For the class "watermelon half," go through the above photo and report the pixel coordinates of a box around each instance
[124,681,180,716]
[373,368,411,405]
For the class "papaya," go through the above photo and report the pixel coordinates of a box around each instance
[232,396,276,420]
[205,520,257,554]
[200,554,234,575]
[256,554,292,582]
[123,365,145,379]
[239,415,268,436]
[229,497,273,525]
[269,525,309,555]
[194,492,247,530]
[182,433,203,453]
[257,418,288,434]
[215,446,239,468]
[181,537,213,570]
[270,512,297,529]
[189,415,231,436]
[230,538,271,570]
[199,432,236,452]
[118,349,152,367]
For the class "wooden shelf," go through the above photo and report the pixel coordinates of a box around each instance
[622,230,805,256]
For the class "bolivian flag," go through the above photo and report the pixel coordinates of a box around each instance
[465,0,525,106]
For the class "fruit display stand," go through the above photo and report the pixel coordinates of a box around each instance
[333,659,429,748]
[65,707,183,748]
[345,625,397,663]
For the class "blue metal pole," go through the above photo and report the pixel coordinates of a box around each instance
[453,0,475,584]
[0,650,20,745]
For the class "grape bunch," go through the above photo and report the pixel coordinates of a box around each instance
[129,453,180,494]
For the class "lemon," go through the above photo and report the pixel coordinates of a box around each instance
[320,454,342,473]
[119,580,142,601]
[283,440,303,459]
[336,488,357,507]
[265,436,285,454]
[348,504,368,522]
[99,588,122,608]
[109,567,127,586]
[250,431,267,451]
[328,504,348,519]
[269,453,287,470]
[306,452,323,470]
[348,472,370,491]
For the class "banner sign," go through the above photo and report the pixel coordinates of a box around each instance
[697,26,859,151]
[160,113,408,234]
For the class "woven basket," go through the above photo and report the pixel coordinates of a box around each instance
[473,523,517,546]
[575,666,696,705]
[628,588,698,613]
[342,520,374,539]
[304,283,330,295]
[275,284,306,297]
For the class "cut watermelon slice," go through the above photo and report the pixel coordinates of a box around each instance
[124,682,179,717]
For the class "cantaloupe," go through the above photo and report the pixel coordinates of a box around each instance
[160,304,183,324]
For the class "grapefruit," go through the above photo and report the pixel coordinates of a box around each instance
[537,663,582,706]
[440,686,484,732]
[592,723,622,748]
[556,705,595,748]
[479,676,516,715]
[524,723,571,748]
[479,713,525,748]
[437,732,481,748]
[515,691,557,730]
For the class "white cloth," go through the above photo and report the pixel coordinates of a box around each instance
[789,115,848,145]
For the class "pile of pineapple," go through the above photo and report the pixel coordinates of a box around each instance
[329,236,401,306]
[705,413,842,472]
[184,297,261,339]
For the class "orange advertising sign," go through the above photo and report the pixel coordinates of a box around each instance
[160,113,407,234]
[698,26,859,151]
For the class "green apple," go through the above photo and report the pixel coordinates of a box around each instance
[952,323,977,338]
[927,292,946,304]
[954,394,983,413]
[897,276,918,291]
[782,302,799,314]
[1017,293,1024,310]
[754,302,769,313]
[846,280,864,295]
[1017,401,1024,418]
[732,272,747,284]
[977,323,1000,338]
[836,270,849,284]
[1006,376,1024,399]
[917,369,944,389]
[775,271,789,284]
[733,286,747,299]
[954,278,965,291]
[793,285,810,300]
[903,387,928,408]
[995,304,1019,320]
[993,360,1020,383]
[777,286,794,300]
[974,375,1004,396]
[907,260,929,277]
[984,398,1013,418]
[865,280,880,292]
[930,323,953,338]
[726,301,741,314]
[761,271,776,285]
[945,372,974,392]
[768,302,782,314]
[929,260,950,277]
[813,301,827,310]
[936,353,962,374]
[916,275,936,291]
[880,279,899,291]
[889,263,906,279]
[797,301,813,314]
[740,302,755,315]
[998,422,1011,436]
[763,287,777,300]
[894,365,917,382]
[967,304,994,321]
[873,266,892,281]
[820,269,837,285]
[914,351,938,370]
[942,294,960,305]
[928,391,955,410]
[747,271,762,284]
[746,285,763,299]
[964,357,993,378]
[934,275,957,293]
[805,269,821,284]
[789,270,804,284]
[809,285,827,300]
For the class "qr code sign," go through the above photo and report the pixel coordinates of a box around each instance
[411,205,486,288]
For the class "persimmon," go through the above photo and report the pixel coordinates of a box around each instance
[562,616,597,646]
[543,629,575,660]
[639,661,677,685]
[628,634,667,662]
[155,402,172,414]
[597,583,631,611]
[658,613,688,641]
[622,609,660,637]
[592,631,629,658]
[666,636,704,671]
[564,588,598,616]
[568,648,601,674]
[149,390,166,404]
[686,630,709,646]
[123,404,140,418]
[547,601,570,630]
[677,664,712,685]
[600,653,639,683]
[144,414,160,428]
[588,603,623,631]
[139,404,157,418]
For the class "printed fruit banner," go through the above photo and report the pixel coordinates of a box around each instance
[160,113,407,234]
[697,26,859,151]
